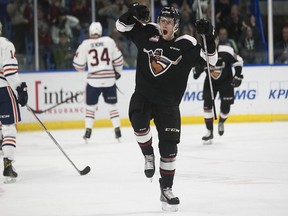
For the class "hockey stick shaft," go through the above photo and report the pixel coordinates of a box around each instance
[31,91,84,114]
[197,0,217,120]
[26,105,90,175]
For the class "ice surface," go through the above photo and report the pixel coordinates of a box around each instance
[1,122,288,216]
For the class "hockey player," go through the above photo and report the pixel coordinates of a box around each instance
[73,22,124,143]
[193,36,244,144]
[0,21,28,183]
[116,3,218,211]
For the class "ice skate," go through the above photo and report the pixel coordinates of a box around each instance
[3,158,17,184]
[83,128,92,144]
[144,154,155,181]
[159,178,179,212]
[218,122,224,136]
[202,130,213,145]
[114,127,121,142]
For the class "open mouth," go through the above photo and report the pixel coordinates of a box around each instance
[163,30,168,35]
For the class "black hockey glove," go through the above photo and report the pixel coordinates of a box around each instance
[16,82,28,107]
[115,71,121,80]
[231,74,243,87]
[193,66,204,80]
[195,19,216,43]
[128,2,150,23]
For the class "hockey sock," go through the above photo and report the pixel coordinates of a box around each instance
[135,128,153,155]
[159,157,176,188]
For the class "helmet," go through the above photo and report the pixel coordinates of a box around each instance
[89,22,102,37]
[157,7,180,32]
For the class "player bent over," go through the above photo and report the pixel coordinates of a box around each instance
[193,36,244,144]
[116,3,218,211]
[73,22,123,143]
[0,21,28,183]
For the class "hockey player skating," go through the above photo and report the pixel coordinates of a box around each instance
[73,22,124,143]
[0,21,28,183]
[193,37,244,144]
[116,3,217,211]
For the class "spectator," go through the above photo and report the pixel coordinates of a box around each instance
[50,8,80,45]
[238,16,262,64]
[48,0,63,26]
[225,4,244,44]
[98,0,127,36]
[70,0,90,27]
[38,7,54,69]
[6,0,29,54]
[53,32,74,70]
[274,24,288,64]
[215,0,231,29]
[218,26,238,53]
[238,26,257,64]
[110,27,137,68]
[179,0,194,36]
[192,0,209,20]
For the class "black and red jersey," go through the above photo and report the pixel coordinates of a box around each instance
[116,13,218,105]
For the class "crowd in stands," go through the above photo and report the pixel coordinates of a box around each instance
[0,0,287,71]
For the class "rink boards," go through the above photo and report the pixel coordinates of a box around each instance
[18,65,288,131]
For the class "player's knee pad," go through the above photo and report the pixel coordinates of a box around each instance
[159,141,178,158]
[2,124,17,138]
[204,99,213,110]
[130,111,150,133]
[220,103,230,114]
[86,104,97,112]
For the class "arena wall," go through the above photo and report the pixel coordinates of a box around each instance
[18,65,288,131]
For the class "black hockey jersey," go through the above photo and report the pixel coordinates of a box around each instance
[205,45,243,87]
[116,13,218,105]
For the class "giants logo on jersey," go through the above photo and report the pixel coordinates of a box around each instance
[143,48,182,77]
[210,60,225,80]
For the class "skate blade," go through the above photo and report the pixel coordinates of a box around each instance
[4,176,16,184]
[83,138,89,144]
[161,202,178,212]
[203,139,213,145]
[147,177,153,183]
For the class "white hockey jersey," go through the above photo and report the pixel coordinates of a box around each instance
[0,37,21,92]
[73,36,123,87]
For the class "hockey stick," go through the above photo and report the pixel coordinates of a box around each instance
[197,0,217,120]
[26,104,91,176]
[31,91,84,114]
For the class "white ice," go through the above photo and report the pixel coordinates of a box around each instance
[1,122,288,216]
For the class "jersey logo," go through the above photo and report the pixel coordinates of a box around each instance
[149,35,160,42]
[144,48,182,77]
[210,61,225,80]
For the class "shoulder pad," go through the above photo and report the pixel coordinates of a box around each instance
[175,35,197,46]
[218,45,235,55]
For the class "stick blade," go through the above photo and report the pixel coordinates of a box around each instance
[80,166,91,175]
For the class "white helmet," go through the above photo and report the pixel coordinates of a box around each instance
[89,22,102,37]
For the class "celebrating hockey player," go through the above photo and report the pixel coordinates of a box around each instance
[0,21,28,183]
[193,36,244,144]
[73,22,123,143]
[116,3,218,211]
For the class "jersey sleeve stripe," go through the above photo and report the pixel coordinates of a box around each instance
[200,50,218,66]
[113,58,124,66]
[116,20,135,32]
